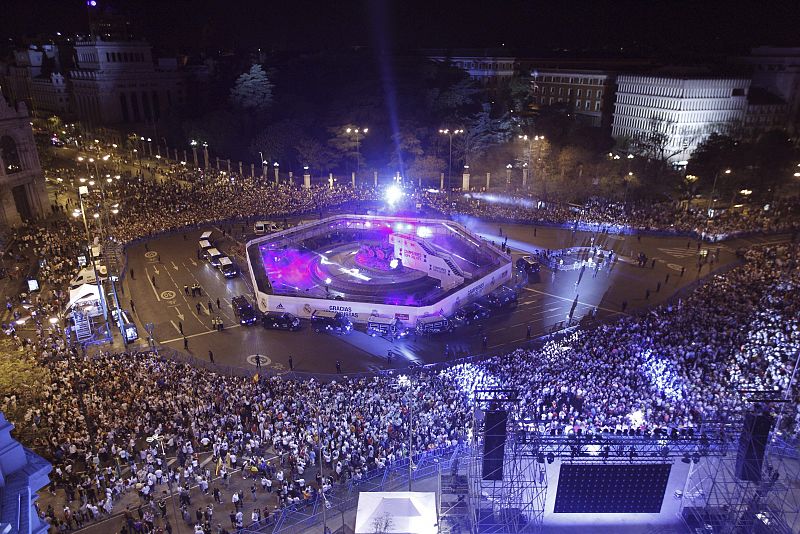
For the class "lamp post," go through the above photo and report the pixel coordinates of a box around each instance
[439,128,463,198]
[506,163,512,189]
[345,127,368,176]
[202,142,209,170]
[88,155,125,344]
[146,434,181,534]
[190,139,198,169]
[73,186,111,342]
[273,162,280,186]
[732,188,752,208]
[518,134,532,168]
[398,374,414,491]
[706,168,731,217]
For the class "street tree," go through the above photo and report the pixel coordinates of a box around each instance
[293,136,338,173]
[229,64,274,114]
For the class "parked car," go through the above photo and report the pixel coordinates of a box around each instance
[261,311,301,331]
[484,286,518,309]
[231,296,258,326]
[453,302,491,326]
[310,310,352,334]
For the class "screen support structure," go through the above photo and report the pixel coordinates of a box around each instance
[468,389,546,534]
[680,391,800,534]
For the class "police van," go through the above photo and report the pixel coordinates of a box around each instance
[205,248,224,267]
[113,309,139,342]
[198,239,213,256]
[254,221,280,235]
[200,231,213,241]
[366,316,407,339]
[415,314,453,335]
[217,256,239,278]
[310,310,352,334]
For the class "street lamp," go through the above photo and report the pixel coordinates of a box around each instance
[707,168,732,216]
[146,434,182,534]
[345,127,368,175]
[506,163,512,188]
[518,134,532,169]
[190,139,199,168]
[439,128,463,197]
[397,374,415,491]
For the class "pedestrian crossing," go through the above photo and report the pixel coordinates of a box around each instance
[656,247,699,259]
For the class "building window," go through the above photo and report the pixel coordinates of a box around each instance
[576,99,581,108]
[577,89,582,97]
[585,101,591,110]
[106,52,110,62]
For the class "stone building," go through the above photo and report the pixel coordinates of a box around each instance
[0,95,50,226]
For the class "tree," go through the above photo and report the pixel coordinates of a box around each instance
[389,127,425,172]
[687,133,740,191]
[293,136,337,173]
[454,109,513,166]
[408,155,446,184]
[250,119,303,164]
[229,64,274,114]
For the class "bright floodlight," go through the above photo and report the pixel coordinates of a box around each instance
[389,258,399,269]
[385,185,404,205]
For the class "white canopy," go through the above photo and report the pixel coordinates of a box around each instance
[67,283,101,310]
[355,492,438,534]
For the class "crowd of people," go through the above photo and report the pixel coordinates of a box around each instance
[427,192,800,239]
[2,240,797,533]
[0,153,798,534]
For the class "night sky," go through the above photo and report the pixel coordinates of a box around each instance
[2,0,799,57]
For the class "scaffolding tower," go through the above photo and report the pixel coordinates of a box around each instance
[467,389,546,534]
[680,392,800,534]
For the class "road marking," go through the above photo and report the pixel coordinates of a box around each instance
[170,260,179,271]
[188,258,198,267]
[169,320,182,334]
[146,266,160,301]
[160,324,241,344]
[657,247,697,259]
[246,354,273,367]
[160,290,176,300]
[171,306,185,321]
[522,287,626,315]
[145,251,158,259]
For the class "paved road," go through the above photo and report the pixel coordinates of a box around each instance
[121,219,793,375]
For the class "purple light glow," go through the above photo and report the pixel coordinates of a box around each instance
[87,0,97,6]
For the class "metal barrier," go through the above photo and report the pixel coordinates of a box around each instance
[238,443,468,534]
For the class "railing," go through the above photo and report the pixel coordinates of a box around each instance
[238,443,468,534]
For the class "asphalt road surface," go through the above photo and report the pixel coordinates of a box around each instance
[122,218,791,375]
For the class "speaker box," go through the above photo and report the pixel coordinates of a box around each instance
[482,410,507,481]
[735,413,774,482]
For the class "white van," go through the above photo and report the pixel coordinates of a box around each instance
[200,231,213,241]
[254,221,280,235]
[69,266,107,290]
[205,248,224,267]
[198,239,213,254]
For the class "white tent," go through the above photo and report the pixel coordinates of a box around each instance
[355,492,438,534]
[67,283,101,311]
